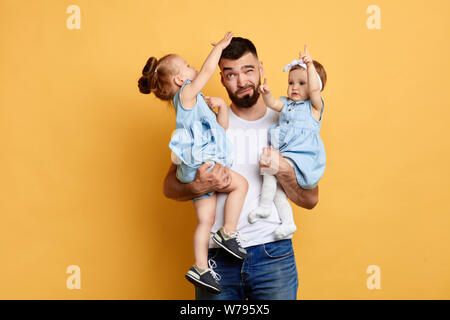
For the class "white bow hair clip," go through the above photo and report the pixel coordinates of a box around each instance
[283,59,323,91]
[283,59,307,72]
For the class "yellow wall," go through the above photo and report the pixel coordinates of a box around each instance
[1,0,449,299]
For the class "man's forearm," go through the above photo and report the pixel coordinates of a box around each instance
[162,164,200,201]
[275,159,318,210]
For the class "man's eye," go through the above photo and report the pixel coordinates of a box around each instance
[227,74,235,79]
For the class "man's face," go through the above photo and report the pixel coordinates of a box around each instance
[219,52,263,109]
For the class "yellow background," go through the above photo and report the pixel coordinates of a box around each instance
[1,0,449,299]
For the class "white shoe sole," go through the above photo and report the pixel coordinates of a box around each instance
[185,273,221,294]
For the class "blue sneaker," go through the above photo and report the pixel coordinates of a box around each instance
[213,227,247,260]
[185,261,221,294]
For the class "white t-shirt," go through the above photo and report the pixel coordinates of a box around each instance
[210,106,293,248]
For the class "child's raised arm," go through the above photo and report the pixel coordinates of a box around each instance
[258,78,283,112]
[300,45,323,113]
[181,32,233,105]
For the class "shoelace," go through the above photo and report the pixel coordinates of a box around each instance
[208,259,221,282]
[229,231,247,247]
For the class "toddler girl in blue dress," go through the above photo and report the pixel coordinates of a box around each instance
[138,32,248,294]
[248,45,327,239]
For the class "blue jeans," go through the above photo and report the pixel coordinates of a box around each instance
[195,239,299,300]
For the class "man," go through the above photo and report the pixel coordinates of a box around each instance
[163,37,318,300]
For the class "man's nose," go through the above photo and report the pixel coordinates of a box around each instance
[237,74,247,87]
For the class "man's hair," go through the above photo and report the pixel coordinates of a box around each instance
[220,37,258,61]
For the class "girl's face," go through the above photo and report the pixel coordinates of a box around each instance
[287,68,309,101]
[171,55,198,83]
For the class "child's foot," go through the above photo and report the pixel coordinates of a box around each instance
[213,227,247,260]
[274,223,297,240]
[248,205,272,224]
[185,264,221,294]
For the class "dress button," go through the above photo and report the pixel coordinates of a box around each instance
[286,121,290,124]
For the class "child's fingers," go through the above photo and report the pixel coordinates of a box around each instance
[222,31,233,45]
[304,44,308,55]
[258,85,265,94]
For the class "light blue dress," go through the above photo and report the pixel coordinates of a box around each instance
[168,79,233,200]
[268,96,326,189]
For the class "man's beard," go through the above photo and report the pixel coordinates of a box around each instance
[226,83,261,109]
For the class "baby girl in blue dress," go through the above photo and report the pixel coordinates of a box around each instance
[248,45,327,239]
[138,32,248,294]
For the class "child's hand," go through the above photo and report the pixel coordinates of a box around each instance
[205,96,227,111]
[299,45,313,67]
[211,31,234,50]
[258,78,271,96]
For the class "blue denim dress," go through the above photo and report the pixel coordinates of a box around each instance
[268,96,326,189]
[168,79,233,200]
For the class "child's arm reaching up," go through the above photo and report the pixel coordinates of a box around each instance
[205,96,229,130]
[181,32,233,108]
[300,45,323,117]
[258,78,283,112]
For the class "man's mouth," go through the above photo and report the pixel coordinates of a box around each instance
[237,87,253,95]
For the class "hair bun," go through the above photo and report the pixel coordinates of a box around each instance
[138,57,158,94]
[142,57,158,76]
[138,76,151,94]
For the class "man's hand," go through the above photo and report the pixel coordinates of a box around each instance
[191,161,232,195]
[259,146,290,176]
[259,146,318,210]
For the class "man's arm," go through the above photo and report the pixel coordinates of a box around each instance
[275,157,318,210]
[259,147,318,210]
[163,162,232,201]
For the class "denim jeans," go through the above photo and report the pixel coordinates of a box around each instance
[195,239,299,300]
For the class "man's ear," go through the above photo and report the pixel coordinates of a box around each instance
[220,72,225,86]
[259,61,264,79]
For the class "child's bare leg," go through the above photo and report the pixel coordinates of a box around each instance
[193,193,217,270]
[218,170,248,234]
